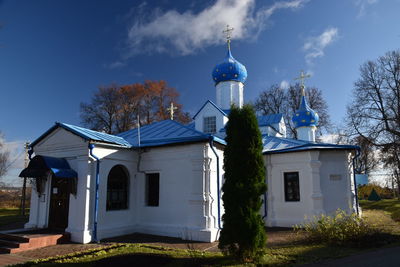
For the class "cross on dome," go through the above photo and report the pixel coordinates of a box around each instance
[223,25,234,50]
[294,70,311,96]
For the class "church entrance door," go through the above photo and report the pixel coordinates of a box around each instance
[48,177,70,230]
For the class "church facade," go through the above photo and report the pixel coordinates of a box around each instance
[20,41,359,244]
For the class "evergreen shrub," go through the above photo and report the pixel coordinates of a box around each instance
[218,105,267,262]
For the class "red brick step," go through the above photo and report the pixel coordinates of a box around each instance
[0,230,70,254]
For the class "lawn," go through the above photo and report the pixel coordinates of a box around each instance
[10,200,400,267]
[0,208,29,228]
[360,199,400,222]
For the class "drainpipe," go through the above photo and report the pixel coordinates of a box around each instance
[88,143,100,243]
[209,137,221,229]
[352,148,361,215]
[262,190,268,219]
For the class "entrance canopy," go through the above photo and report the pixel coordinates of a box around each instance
[19,155,77,179]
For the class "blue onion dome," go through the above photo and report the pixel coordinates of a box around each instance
[292,96,319,128]
[212,48,247,85]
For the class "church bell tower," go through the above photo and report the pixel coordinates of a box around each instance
[211,25,247,110]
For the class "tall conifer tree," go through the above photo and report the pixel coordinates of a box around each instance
[218,104,267,262]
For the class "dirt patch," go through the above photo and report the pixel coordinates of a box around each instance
[17,243,109,259]
[103,227,303,252]
[11,227,302,262]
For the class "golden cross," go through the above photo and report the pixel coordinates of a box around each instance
[294,70,311,96]
[166,102,178,120]
[223,25,234,50]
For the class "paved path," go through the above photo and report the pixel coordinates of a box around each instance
[0,254,32,267]
[300,246,400,267]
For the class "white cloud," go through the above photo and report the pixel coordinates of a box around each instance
[303,27,339,65]
[354,0,378,18]
[105,61,126,69]
[125,0,309,56]
[280,80,290,89]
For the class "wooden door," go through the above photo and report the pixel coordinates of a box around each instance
[48,177,70,230]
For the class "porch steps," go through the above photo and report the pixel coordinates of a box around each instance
[0,232,70,254]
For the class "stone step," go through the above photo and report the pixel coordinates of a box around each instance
[0,246,20,254]
[0,233,29,243]
[0,238,23,248]
[0,231,70,254]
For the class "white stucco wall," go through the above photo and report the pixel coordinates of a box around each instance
[131,142,223,242]
[216,81,244,109]
[319,150,356,214]
[264,149,356,228]
[194,102,228,134]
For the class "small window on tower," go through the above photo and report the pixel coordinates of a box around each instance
[203,116,216,134]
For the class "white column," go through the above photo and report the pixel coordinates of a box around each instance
[66,155,92,243]
[309,151,323,215]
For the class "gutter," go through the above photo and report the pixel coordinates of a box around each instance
[88,143,100,243]
[209,137,221,229]
[352,148,361,215]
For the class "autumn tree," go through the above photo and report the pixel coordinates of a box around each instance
[219,105,266,262]
[346,50,400,197]
[255,83,331,138]
[80,80,191,134]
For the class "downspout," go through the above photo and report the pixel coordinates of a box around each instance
[209,137,221,229]
[262,181,267,219]
[262,157,268,219]
[88,143,100,243]
[352,148,361,215]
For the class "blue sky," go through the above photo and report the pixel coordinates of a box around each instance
[1,0,399,185]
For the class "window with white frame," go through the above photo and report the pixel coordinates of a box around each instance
[203,116,216,133]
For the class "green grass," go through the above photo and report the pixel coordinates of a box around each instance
[360,199,400,222]
[0,208,29,228]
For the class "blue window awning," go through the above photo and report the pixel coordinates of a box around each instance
[19,155,77,179]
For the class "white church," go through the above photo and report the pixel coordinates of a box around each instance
[20,36,359,244]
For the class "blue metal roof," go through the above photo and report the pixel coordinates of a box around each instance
[212,47,247,85]
[19,155,77,179]
[30,122,132,148]
[192,100,228,119]
[258,114,283,127]
[262,135,358,154]
[118,119,226,148]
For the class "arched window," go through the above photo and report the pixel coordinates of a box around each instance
[106,165,129,210]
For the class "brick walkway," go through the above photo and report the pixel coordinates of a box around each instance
[0,253,32,267]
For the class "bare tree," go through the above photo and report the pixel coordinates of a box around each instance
[347,50,400,197]
[80,80,191,134]
[255,83,331,138]
[0,133,10,180]
[80,84,120,134]
[353,136,379,175]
